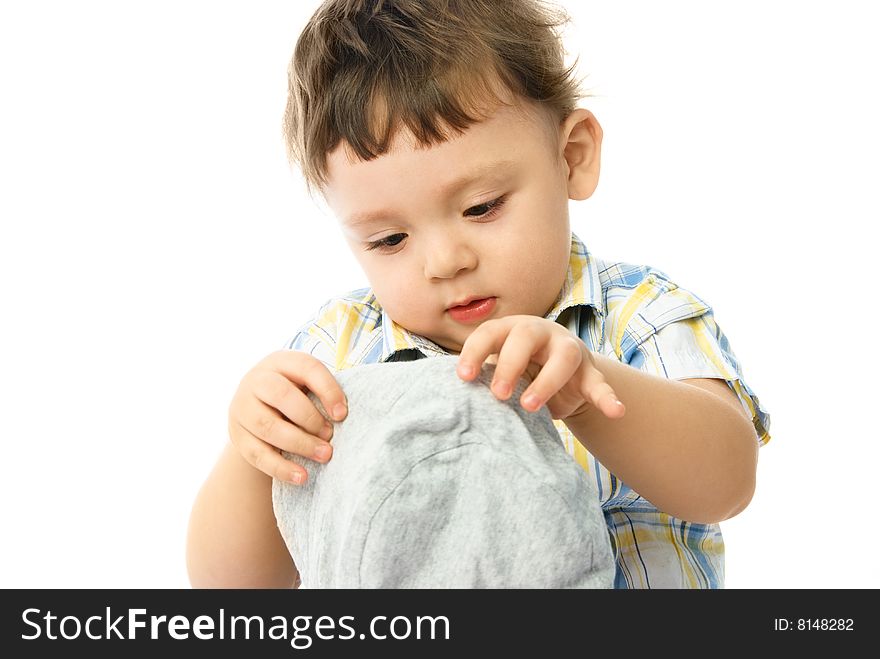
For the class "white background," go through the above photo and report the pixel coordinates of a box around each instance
[2,1,876,589]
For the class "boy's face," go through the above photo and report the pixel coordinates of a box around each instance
[323,99,599,354]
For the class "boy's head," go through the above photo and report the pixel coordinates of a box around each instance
[284,0,603,353]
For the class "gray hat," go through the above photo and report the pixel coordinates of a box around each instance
[272,354,615,588]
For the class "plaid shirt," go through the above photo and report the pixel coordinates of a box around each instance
[286,232,771,588]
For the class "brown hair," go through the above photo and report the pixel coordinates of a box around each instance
[283,0,584,194]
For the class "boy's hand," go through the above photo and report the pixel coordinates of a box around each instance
[228,351,347,484]
[456,316,625,421]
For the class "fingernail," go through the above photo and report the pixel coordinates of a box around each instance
[290,472,304,485]
[493,380,511,398]
[314,444,331,460]
[319,424,333,440]
[459,364,475,378]
[332,403,347,421]
[523,393,541,410]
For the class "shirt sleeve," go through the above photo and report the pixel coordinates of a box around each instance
[611,273,771,446]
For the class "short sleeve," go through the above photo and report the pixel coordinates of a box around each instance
[610,273,771,446]
[639,313,770,445]
[279,288,385,373]
[281,302,341,374]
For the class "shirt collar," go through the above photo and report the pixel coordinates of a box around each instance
[545,231,605,322]
[380,315,450,361]
[379,231,603,362]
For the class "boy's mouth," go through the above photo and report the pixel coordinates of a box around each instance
[446,297,497,323]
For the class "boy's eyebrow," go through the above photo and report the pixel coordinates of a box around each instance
[344,158,518,228]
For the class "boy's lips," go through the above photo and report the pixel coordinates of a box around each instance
[446,297,497,323]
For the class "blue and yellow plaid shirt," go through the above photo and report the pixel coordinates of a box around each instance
[285,232,771,588]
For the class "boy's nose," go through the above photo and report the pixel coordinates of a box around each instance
[423,240,478,280]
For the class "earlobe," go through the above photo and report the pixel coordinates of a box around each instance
[561,109,603,201]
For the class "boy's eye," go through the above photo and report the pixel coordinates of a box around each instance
[365,233,407,252]
[464,195,507,219]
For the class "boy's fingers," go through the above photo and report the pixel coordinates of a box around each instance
[456,318,513,379]
[233,425,310,485]
[234,400,333,463]
[580,365,625,419]
[519,338,582,411]
[489,324,545,400]
[252,371,333,439]
[600,392,626,418]
[271,351,348,422]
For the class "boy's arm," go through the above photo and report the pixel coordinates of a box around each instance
[186,346,346,588]
[458,314,760,525]
[186,442,299,588]
[562,353,758,525]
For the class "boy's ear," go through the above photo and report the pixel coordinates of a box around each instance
[559,108,603,201]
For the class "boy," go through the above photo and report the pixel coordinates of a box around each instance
[187,0,770,589]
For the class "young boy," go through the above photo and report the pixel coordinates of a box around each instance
[187,0,770,589]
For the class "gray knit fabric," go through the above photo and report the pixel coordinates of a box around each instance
[272,355,614,588]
